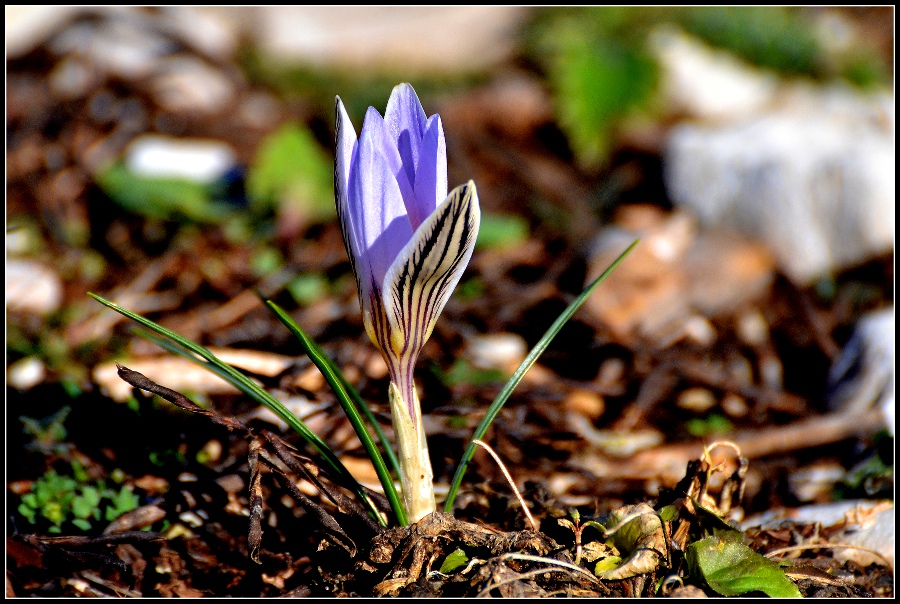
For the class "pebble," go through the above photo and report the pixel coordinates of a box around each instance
[677,388,716,413]
[665,84,893,284]
[6,259,64,315]
[736,308,769,346]
[250,7,526,74]
[465,332,527,371]
[827,306,894,434]
[564,388,605,420]
[720,393,748,418]
[125,134,236,183]
[7,357,47,391]
[151,55,235,114]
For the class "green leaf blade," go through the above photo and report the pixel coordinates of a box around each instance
[264,298,408,526]
[87,292,388,527]
[444,239,639,512]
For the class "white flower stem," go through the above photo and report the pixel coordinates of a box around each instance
[388,381,435,523]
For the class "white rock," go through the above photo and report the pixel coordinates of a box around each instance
[465,333,527,370]
[248,6,526,74]
[156,7,239,59]
[49,13,175,80]
[827,306,894,434]
[744,500,894,568]
[832,503,894,568]
[6,6,98,58]
[125,134,236,183]
[7,357,47,390]
[664,83,894,283]
[651,27,778,121]
[151,55,235,114]
[6,259,64,315]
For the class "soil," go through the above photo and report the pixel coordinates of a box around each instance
[6,7,894,598]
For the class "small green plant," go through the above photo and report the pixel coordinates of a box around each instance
[246,123,335,224]
[96,163,234,223]
[20,406,71,455]
[526,7,890,168]
[17,463,140,533]
[433,358,505,388]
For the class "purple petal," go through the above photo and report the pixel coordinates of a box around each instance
[334,97,361,278]
[362,107,416,222]
[410,114,447,230]
[385,83,427,201]
[348,127,413,300]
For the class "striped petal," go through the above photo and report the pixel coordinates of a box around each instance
[381,181,480,416]
[348,123,413,349]
[334,96,360,282]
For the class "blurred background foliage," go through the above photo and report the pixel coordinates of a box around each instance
[81,7,891,233]
[523,7,890,169]
[6,6,892,386]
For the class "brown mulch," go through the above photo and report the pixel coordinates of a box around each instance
[7,8,893,598]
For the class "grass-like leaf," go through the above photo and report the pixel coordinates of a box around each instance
[444,239,639,512]
[87,292,387,526]
[263,297,409,526]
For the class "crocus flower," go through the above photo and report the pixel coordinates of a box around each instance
[335,83,480,522]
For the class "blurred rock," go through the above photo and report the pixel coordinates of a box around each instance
[439,72,555,142]
[155,7,240,60]
[6,6,101,58]
[7,357,47,391]
[567,414,663,458]
[249,7,527,74]
[94,358,239,402]
[827,306,894,434]
[584,205,775,343]
[465,332,527,372]
[677,388,716,413]
[125,135,237,183]
[744,500,894,568]
[652,27,778,121]
[6,259,64,315]
[564,387,605,420]
[151,56,236,114]
[7,7,238,62]
[49,11,176,80]
[664,81,893,284]
[667,585,708,598]
[831,502,894,568]
[788,460,850,503]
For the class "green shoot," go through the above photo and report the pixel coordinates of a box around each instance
[87,292,388,526]
[444,239,639,512]
[263,297,408,526]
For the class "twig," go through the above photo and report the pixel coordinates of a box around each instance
[501,552,600,582]
[765,543,893,569]
[477,552,602,596]
[581,409,887,486]
[472,439,538,531]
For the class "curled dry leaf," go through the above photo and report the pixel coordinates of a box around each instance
[593,503,666,580]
